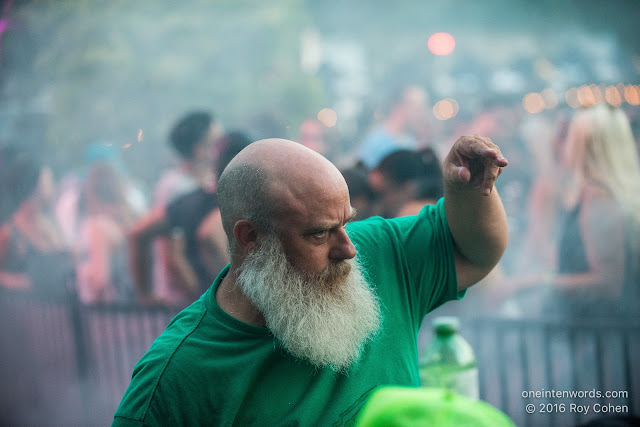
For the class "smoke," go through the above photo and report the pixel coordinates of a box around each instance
[1,1,639,424]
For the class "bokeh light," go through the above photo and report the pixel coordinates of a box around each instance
[590,84,603,104]
[433,98,459,120]
[427,32,455,56]
[577,85,596,107]
[565,88,580,108]
[522,93,544,114]
[317,108,338,127]
[540,88,558,109]
[605,86,622,107]
[624,85,640,105]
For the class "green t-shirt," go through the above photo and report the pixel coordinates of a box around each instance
[113,198,462,426]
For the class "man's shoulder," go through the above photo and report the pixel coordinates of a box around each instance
[347,203,443,238]
[145,300,213,369]
[114,302,210,422]
[346,216,389,243]
[346,202,451,276]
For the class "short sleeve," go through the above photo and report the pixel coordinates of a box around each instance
[347,198,462,326]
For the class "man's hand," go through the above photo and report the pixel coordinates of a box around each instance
[444,135,509,196]
[443,135,509,291]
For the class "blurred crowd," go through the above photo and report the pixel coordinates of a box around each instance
[1,84,639,318]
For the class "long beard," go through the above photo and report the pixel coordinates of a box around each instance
[236,234,381,372]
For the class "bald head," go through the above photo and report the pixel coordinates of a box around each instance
[226,138,339,175]
[218,139,349,255]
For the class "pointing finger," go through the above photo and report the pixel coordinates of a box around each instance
[494,155,509,167]
[482,158,503,196]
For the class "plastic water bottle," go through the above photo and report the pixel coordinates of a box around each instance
[419,316,479,399]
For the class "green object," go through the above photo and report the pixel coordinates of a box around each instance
[419,316,479,399]
[113,199,466,426]
[355,386,516,427]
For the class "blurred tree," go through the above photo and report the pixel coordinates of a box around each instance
[2,0,328,182]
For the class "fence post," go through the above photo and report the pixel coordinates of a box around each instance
[68,289,91,423]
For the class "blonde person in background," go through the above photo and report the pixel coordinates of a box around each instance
[500,105,640,317]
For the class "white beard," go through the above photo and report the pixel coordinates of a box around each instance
[236,234,381,372]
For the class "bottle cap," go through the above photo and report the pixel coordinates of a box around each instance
[432,316,460,335]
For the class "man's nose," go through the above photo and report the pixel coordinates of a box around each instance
[329,228,356,261]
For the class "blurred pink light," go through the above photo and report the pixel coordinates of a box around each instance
[428,32,455,56]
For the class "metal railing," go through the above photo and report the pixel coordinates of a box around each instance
[461,316,640,427]
[0,289,180,425]
[0,288,638,426]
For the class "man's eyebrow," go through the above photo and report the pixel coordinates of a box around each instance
[303,208,358,235]
[338,208,358,227]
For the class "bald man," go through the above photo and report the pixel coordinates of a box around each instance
[113,136,509,426]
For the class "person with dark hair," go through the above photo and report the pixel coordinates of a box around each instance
[130,130,251,306]
[114,135,509,425]
[0,146,73,296]
[213,131,254,178]
[148,110,220,304]
[341,166,376,220]
[168,111,216,160]
[397,147,445,217]
[368,149,426,218]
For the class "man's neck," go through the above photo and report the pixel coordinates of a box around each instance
[216,268,266,327]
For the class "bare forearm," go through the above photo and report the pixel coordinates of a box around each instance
[441,135,509,290]
[444,186,508,269]
[552,270,623,297]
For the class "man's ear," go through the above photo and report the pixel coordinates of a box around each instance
[233,219,260,253]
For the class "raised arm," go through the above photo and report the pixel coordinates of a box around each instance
[443,135,509,291]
